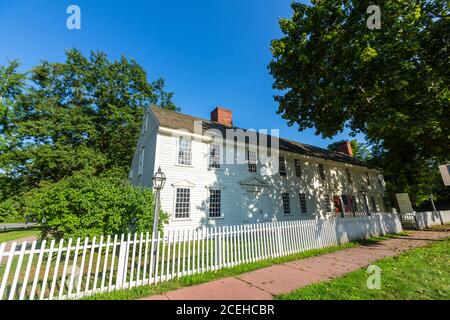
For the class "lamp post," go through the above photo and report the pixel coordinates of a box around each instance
[359,185,370,216]
[152,167,166,235]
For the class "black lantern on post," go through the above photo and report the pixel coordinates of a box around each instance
[152,167,166,234]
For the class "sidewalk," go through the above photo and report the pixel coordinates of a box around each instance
[140,229,450,300]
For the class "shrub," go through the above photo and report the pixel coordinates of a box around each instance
[25,170,167,240]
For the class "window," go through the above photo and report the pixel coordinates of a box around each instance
[377,175,384,188]
[209,189,221,218]
[282,193,291,214]
[370,196,378,212]
[279,156,287,176]
[318,163,326,181]
[346,168,353,184]
[178,136,192,165]
[350,195,358,212]
[365,172,371,186]
[138,147,145,176]
[299,193,307,214]
[324,194,332,213]
[209,144,221,169]
[175,188,190,219]
[294,159,302,177]
[247,150,257,172]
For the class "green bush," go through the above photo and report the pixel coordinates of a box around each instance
[24,170,167,240]
[0,196,26,223]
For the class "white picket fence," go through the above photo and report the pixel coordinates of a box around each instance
[0,213,402,300]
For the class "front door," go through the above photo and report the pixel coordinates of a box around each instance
[243,191,267,223]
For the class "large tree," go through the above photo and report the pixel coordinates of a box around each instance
[0,49,177,220]
[270,0,449,205]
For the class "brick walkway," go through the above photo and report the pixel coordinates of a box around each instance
[140,229,450,300]
[2,235,38,251]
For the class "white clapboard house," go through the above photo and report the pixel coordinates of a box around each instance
[129,106,387,231]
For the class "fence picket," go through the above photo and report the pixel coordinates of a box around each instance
[19,240,37,300]
[100,235,111,292]
[49,239,65,300]
[68,238,81,298]
[8,241,28,300]
[29,240,46,300]
[77,238,89,297]
[39,239,56,300]
[0,242,17,300]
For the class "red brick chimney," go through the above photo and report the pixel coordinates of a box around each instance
[335,141,353,157]
[211,107,233,126]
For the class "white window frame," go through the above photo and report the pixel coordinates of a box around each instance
[173,187,191,220]
[247,149,257,173]
[346,168,353,184]
[177,136,192,166]
[208,188,222,218]
[324,194,332,213]
[208,143,221,169]
[282,192,291,214]
[318,163,326,182]
[299,193,307,214]
[294,159,302,177]
[279,156,287,176]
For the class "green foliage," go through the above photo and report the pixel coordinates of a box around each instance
[270,0,450,205]
[24,169,167,240]
[0,49,177,222]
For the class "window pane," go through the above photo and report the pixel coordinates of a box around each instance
[279,156,286,176]
[346,169,352,184]
[294,159,302,177]
[178,137,192,165]
[299,193,307,214]
[282,193,290,214]
[248,150,257,172]
[209,189,221,218]
[318,164,326,181]
[324,194,331,212]
[209,144,221,169]
[175,188,190,219]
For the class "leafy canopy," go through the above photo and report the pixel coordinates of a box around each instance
[270,0,449,205]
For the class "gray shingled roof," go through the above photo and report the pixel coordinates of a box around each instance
[150,106,372,168]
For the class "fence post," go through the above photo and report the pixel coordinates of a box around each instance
[116,237,127,289]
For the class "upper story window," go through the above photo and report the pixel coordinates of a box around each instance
[350,195,358,212]
[279,156,287,176]
[299,193,307,214]
[377,175,384,188]
[282,193,291,214]
[294,159,302,177]
[324,194,332,213]
[209,144,221,169]
[346,168,353,184]
[247,150,257,173]
[318,163,326,181]
[138,147,145,176]
[175,188,190,219]
[365,172,371,186]
[178,136,192,165]
[209,189,221,218]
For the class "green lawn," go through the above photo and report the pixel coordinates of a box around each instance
[83,233,404,300]
[276,237,450,300]
[0,227,40,244]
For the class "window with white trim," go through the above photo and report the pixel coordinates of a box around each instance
[178,136,192,165]
[282,193,290,214]
[365,172,371,186]
[346,168,352,184]
[324,194,332,213]
[138,147,145,176]
[370,196,378,212]
[279,156,287,176]
[175,188,190,219]
[318,163,326,181]
[350,195,358,212]
[209,143,221,169]
[209,189,221,218]
[294,159,302,177]
[247,150,257,173]
[299,193,307,214]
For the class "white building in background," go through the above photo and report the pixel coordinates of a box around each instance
[129,106,387,231]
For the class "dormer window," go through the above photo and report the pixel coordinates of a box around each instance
[294,159,302,177]
[178,136,192,165]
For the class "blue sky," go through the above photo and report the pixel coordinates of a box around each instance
[0,0,365,148]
